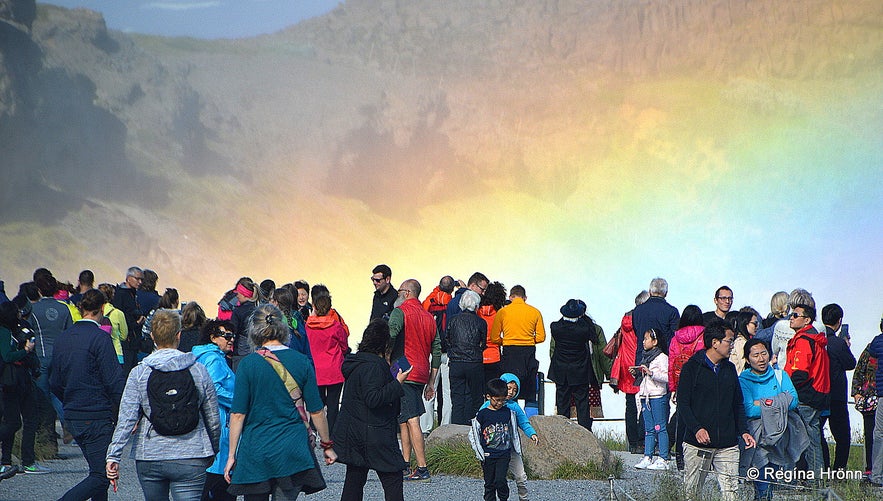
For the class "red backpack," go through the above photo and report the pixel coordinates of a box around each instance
[670,336,702,391]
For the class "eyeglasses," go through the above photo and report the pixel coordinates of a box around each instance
[716,296,733,302]
[720,338,734,345]
[790,313,807,319]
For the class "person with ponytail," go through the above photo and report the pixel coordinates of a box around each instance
[231,278,260,371]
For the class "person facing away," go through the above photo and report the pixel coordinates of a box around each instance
[478,373,538,501]
[548,298,597,431]
[469,378,518,501]
[632,277,680,361]
[50,289,124,501]
[489,285,545,404]
[105,308,221,501]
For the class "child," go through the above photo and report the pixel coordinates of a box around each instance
[477,373,538,501]
[470,379,518,501]
[632,328,670,470]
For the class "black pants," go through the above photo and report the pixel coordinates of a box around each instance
[340,465,404,501]
[483,362,502,385]
[202,472,234,501]
[449,361,485,425]
[625,393,644,450]
[500,345,537,402]
[862,410,875,472]
[820,401,851,470]
[60,418,113,501]
[0,383,37,466]
[318,383,343,433]
[555,384,592,431]
[482,455,511,501]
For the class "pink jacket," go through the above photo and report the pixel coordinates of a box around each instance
[305,315,349,386]
[667,325,705,392]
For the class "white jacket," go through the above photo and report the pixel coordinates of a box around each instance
[637,353,669,400]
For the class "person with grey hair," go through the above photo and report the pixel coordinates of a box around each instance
[225,303,337,499]
[446,290,487,425]
[113,266,145,373]
[771,288,816,367]
[632,277,680,361]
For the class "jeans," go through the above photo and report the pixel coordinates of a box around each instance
[36,366,64,421]
[135,458,211,501]
[555,384,592,431]
[753,462,778,501]
[449,361,485,425]
[482,455,511,501]
[796,404,822,474]
[683,443,739,501]
[136,458,209,501]
[820,400,851,469]
[0,383,37,465]
[60,418,113,501]
[870,405,883,484]
[340,465,404,501]
[641,397,669,459]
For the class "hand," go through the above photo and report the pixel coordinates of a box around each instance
[224,457,236,483]
[424,385,436,401]
[695,428,711,445]
[323,447,337,465]
[670,393,677,404]
[396,366,412,384]
[530,435,539,445]
[640,365,650,374]
[742,433,756,449]
[457,279,466,288]
[106,461,119,491]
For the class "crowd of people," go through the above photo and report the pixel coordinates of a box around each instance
[0,267,880,501]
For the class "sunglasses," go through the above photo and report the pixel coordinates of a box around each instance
[790,313,807,319]
[371,277,386,283]
[216,331,234,340]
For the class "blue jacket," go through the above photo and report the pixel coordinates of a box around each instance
[49,319,124,420]
[193,343,235,474]
[825,327,856,402]
[866,332,883,396]
[479,373,537,439]
[739,367,799,419]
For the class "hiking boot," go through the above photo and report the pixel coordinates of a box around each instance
[405,466,431,482]
[647,457,669,471]
[634,456,652,469]
[22,464,51,474]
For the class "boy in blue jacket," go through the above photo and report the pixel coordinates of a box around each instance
[478,373,538,501]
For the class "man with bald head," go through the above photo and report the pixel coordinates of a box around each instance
[388,279,441,482]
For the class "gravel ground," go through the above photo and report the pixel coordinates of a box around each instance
[0,443,666,501]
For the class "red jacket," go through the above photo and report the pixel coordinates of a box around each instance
[785,325,830,410]
[610,313,638,394]
[305,314,349,386]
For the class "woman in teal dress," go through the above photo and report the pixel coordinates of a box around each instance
[224,304,336,500]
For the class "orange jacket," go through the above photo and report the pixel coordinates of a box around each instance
[478,305,500,364]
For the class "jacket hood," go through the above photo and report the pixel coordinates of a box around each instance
[500,372,521,398]
[143,348,197,371]
[787,325,827,350]
[306,314,339,329]
[739,366,777,384]
[191,343,223,359]
[674,325,704,344]
[341,351,387,379]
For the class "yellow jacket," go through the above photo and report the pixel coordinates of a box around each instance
[489,297,546,346]
[103,303,129,362]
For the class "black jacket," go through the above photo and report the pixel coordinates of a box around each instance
[548,316,597,387]
[632,296,680,361]
[676,351,747,449]
[826,327,856,403]
[370,287,398,321]
[231,301,257,356]
[112,285,143,347]
[446,310,487,363]
[332,351,407,472]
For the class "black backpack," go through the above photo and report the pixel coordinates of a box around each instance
[146,367,200,436]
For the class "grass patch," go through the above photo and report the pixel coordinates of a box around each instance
[594,427,628,452]
[425,441,482,478]
[550,456,623,480]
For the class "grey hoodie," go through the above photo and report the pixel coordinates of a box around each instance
[106,348,220,463]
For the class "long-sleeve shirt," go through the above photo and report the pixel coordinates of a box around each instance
[489,298,545,347]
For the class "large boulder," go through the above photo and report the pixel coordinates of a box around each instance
[425,415,613,480]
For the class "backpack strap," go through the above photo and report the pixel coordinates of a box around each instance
[774,369,783,386]
[256,347,315,446]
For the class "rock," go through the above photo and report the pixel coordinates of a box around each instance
[425,416,613,480]
[522,415,613,479]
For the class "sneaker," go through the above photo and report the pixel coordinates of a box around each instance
[405,466,431,482]
[648,457,669,471]
[0,465,19,480]
[22,464,50,474]
[402,468,411,478]
[634,456,652,469]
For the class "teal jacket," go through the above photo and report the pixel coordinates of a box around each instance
[738,366,799,419]
[193,343,235,474]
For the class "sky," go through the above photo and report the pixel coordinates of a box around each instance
[41,0,341,38]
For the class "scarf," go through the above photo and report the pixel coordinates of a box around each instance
[634,346,662,387]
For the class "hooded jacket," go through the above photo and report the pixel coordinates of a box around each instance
[106,348,220,463]
[192,343,235,474]
[738,367,799,420]
[610,312,638,394]
[676,351,748,449]
[478,305,501,365]
[667,325,704,392]
[332,351,406,472]
[305,314,348,386]
[785,324,830,410]
[479,373,537,438]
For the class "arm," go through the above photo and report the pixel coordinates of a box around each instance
[675,361,702,438]
[739,377,761,419]
[309,409,337,464]
[0,327,29,363]
[424,367,440,401]
[650,355,668,385]
[839,340,857,371]
[510,401,537,438]
[388,308,404,341]
[732,371,755,448]
[362,367,406,409]
[780,371,800,411]
[96,334,124,410]
[116,310,128,341]
[106,369,145,463]
[197,365,221,454]
[224,413,245,483]
[489,312,503,346]
[534,312,546,344]
[204,356,235,410]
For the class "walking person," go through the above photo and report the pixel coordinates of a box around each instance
[105,309,221,501]
[305,294,348,433]
[50,289,124,501]
[333,319,410,501]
